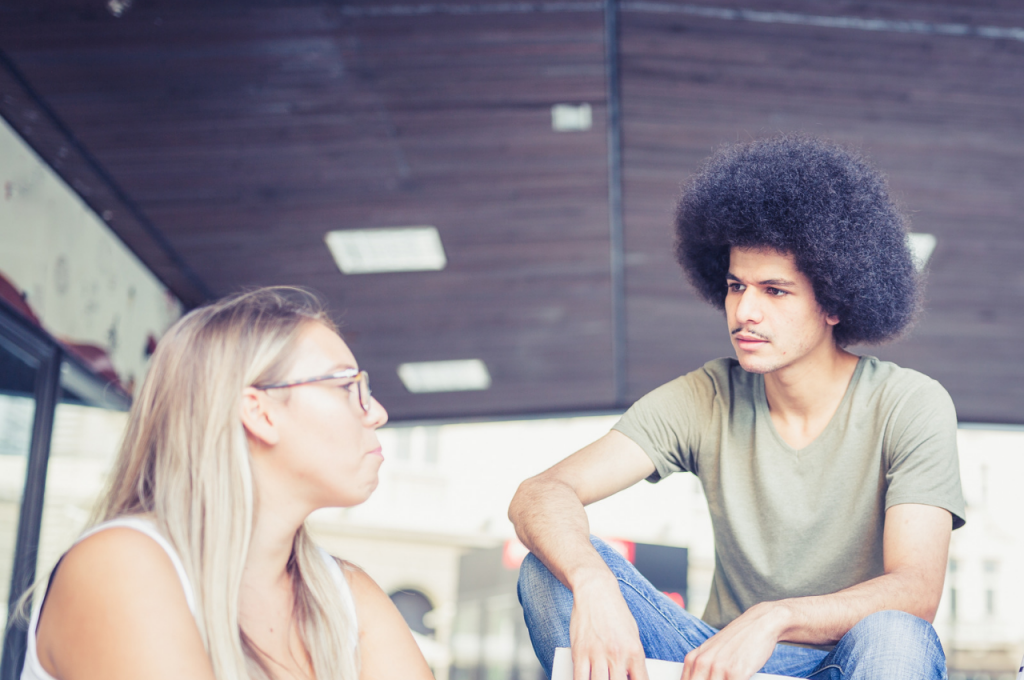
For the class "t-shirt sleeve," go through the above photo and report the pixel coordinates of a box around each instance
[884,379,966,529]
[611,366,718,482]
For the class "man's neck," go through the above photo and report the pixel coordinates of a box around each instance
[763,345,861,449]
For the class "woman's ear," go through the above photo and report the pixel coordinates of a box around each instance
[240,387,280,447]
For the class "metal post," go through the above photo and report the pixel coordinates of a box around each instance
[604,0,627,407]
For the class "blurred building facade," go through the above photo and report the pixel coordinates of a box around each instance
[3,390,1023,678]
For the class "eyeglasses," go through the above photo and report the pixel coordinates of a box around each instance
[254,368,372,414]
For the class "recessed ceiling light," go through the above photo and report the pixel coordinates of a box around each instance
[908,233,937,272]
[397,359,492,393]
[551,103,592,132]
[324,226,447,274]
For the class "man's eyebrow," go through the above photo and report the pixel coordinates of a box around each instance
[725,273,797,287]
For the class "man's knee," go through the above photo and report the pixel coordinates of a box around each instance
[517,552,550,603]
[843,610,945,678]
[517,551,573,619]
[849,610,940,646]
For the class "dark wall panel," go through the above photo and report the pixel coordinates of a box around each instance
[0,2,615,420]
[619,2,1024,422]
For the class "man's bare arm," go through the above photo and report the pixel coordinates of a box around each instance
[508,430,657,680]
[681,503,952,680]
[778,503,951,641]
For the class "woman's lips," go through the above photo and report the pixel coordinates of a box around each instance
[367,446,384,459]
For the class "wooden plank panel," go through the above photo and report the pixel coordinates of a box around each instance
[0,1,616,419]
[619,4,1024,422]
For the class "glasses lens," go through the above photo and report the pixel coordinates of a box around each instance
[358,372,371,413]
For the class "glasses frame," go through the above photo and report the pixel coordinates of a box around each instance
[254,368,372,413]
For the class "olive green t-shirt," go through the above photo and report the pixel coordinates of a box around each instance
[612,356,965,635]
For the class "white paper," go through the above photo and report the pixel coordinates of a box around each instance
[551,647,798,680]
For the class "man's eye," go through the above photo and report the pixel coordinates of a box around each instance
[766,287,788,296]
[727,283,744,292]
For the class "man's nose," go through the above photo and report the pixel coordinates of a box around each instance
[734,287,763,324]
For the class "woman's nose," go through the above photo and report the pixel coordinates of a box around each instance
[365,397,388,429]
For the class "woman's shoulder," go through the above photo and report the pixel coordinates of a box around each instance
[33,519,213,680]
[59,518,180,578]
[328,555,388,608]
[327,556,435,680]
[336,558,380,598]
[54,516,194,614]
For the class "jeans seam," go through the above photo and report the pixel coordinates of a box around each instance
[807,662,844,679]
[616,576,706,648]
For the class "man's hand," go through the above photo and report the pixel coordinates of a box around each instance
[681,602,789,680]
[508,431,658,679]
[569,571,650,680]
[678,503,952,680]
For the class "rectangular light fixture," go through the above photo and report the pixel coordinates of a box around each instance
[325,226,447,274]
[397,359,491,393]
[551,103,592,132]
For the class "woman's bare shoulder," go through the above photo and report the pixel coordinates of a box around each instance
[337,558,394,613]
[332,557,433,680]
[35,526,215,680]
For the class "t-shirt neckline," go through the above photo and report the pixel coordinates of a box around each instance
[753,355,868,455]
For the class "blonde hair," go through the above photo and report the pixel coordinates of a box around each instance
[91,286,359,679]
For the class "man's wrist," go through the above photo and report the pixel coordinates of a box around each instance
[764,599,798,640]
[566,562,619,595]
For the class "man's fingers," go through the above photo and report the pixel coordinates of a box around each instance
[625,651,651,680]
[568,585,650,680]
[682,646,710,680]
[570,647,648,680]
[573,656,592,680]
[684,644,760,680]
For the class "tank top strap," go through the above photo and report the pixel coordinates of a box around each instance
[318,547,360,647]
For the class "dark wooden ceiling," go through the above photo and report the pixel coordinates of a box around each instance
[1,0,1022,423]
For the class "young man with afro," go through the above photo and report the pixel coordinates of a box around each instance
[509,135,964,680]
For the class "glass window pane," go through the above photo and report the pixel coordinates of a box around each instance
[0,335,39,631]
[33,366,128,584]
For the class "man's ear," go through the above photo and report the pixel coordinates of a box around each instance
[240,387,280,447]
[826,313,840,327]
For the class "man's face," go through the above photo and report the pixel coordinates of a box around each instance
[725,246,839,375]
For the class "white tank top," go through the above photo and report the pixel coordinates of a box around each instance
[21,516,358,680]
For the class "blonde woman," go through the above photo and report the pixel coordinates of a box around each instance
[20,288,434,680]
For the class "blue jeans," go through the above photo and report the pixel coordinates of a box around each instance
[518,537,947,680]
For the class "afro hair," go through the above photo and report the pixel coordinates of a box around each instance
[675,135,920,346]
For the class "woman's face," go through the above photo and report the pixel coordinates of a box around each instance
[257,322,389,511]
